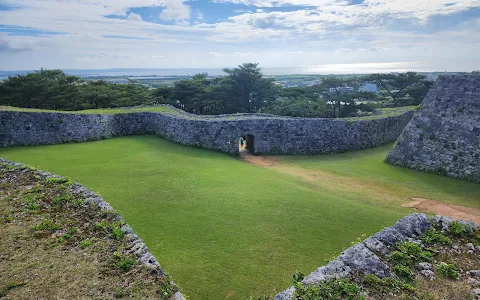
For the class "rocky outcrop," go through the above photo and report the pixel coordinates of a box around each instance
[0,106,413,155]
[274,213,478,300]
[386,74,480,183]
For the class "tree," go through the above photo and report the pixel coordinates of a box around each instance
[320,77,357,117]
[222,63,275,113]
[367,72,426,106]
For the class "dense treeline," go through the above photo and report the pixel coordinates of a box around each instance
[0,69,152,111]
[0,64,433,118]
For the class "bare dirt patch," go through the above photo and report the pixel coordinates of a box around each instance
[403,198,480,224]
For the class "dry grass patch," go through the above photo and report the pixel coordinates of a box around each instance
[0,163,178,299]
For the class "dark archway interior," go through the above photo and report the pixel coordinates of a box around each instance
[239,134,255,154]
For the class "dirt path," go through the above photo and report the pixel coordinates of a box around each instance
[403,198,480,224]
[240,153,480,224]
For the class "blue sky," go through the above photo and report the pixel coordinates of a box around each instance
[0,0,479,72]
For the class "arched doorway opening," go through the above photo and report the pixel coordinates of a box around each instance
[239,134,254,154]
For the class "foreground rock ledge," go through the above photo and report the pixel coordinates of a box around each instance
[274,213,479,300]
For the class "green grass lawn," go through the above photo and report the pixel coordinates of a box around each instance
[0,136,478,299]
[280,144,480,209]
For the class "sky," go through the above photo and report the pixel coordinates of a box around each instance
[0,0,479,73]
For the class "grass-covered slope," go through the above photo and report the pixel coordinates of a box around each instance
[0,136,478,299]
[279,145,480,209]
[0,161,178,299]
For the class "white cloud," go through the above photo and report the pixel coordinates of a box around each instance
[127,12,142,22]
[336,48,351,53]
[0,0,478,71]
[159,0,191,21]
[209,51,223,57]
[256,9,264,13]
[233,51,254,56]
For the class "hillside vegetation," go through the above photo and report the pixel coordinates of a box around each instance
[0,161,178,299]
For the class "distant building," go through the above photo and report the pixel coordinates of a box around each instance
[329,86,354,93]
[359,82,378,93]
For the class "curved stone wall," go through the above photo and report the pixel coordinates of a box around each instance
[386,74,480,182]
[0,106,413,155]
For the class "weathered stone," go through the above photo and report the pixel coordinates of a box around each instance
[473,288,480,297]
[172,291,187,300]
[416,262,433,271]
[273,287,295,300]
[274,214,479,299]
[467,243,475,251]
[432,215,454,231]
[302,259,351,285]
[467,277,480,286]
[372,226,407,246]
[420,269,435,280]
[469,270,480,278]
[0,104,413,155]
[394,213,431,238]
[386,74,480,183]
[338,243,390,278]
[363,236,388,255]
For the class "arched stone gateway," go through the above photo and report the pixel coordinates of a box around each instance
[239,134,255,154]
[0,105,413,155]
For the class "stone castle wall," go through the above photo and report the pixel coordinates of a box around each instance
[386,74,480,183]
[0,107,413,155]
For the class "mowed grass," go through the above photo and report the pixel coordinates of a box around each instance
[0,136,478,299]
[280,144,480,209]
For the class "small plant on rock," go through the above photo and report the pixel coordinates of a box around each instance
[449,221,472,237]
[363,274,415,293]
[114,251,135,272]
[32,218,60,232]
[393,265,415,282]
[111,227,125,240]
[80,239,92,249]
[436,262,459,280]
[293,277,364,300]
[421,228,452,246]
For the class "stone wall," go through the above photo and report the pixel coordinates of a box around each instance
[0,107,413,155]
[274,213,478,300]
[386,74,480,183]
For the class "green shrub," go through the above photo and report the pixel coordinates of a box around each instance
[421,228,452,246]
[393,265,415,282]
[449,221,472,237]
[23,194,40,211]
[111,227,125,240]
[292,271,304,284]
[33,218,60,232]
[388,251,412,266]
[436,262,459,280]
[388,242,432,266]
[293,278,364,300]
[95,219,109,231]
[363,274,415,293]
[80,239,92,249]
[116,255,136,272]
